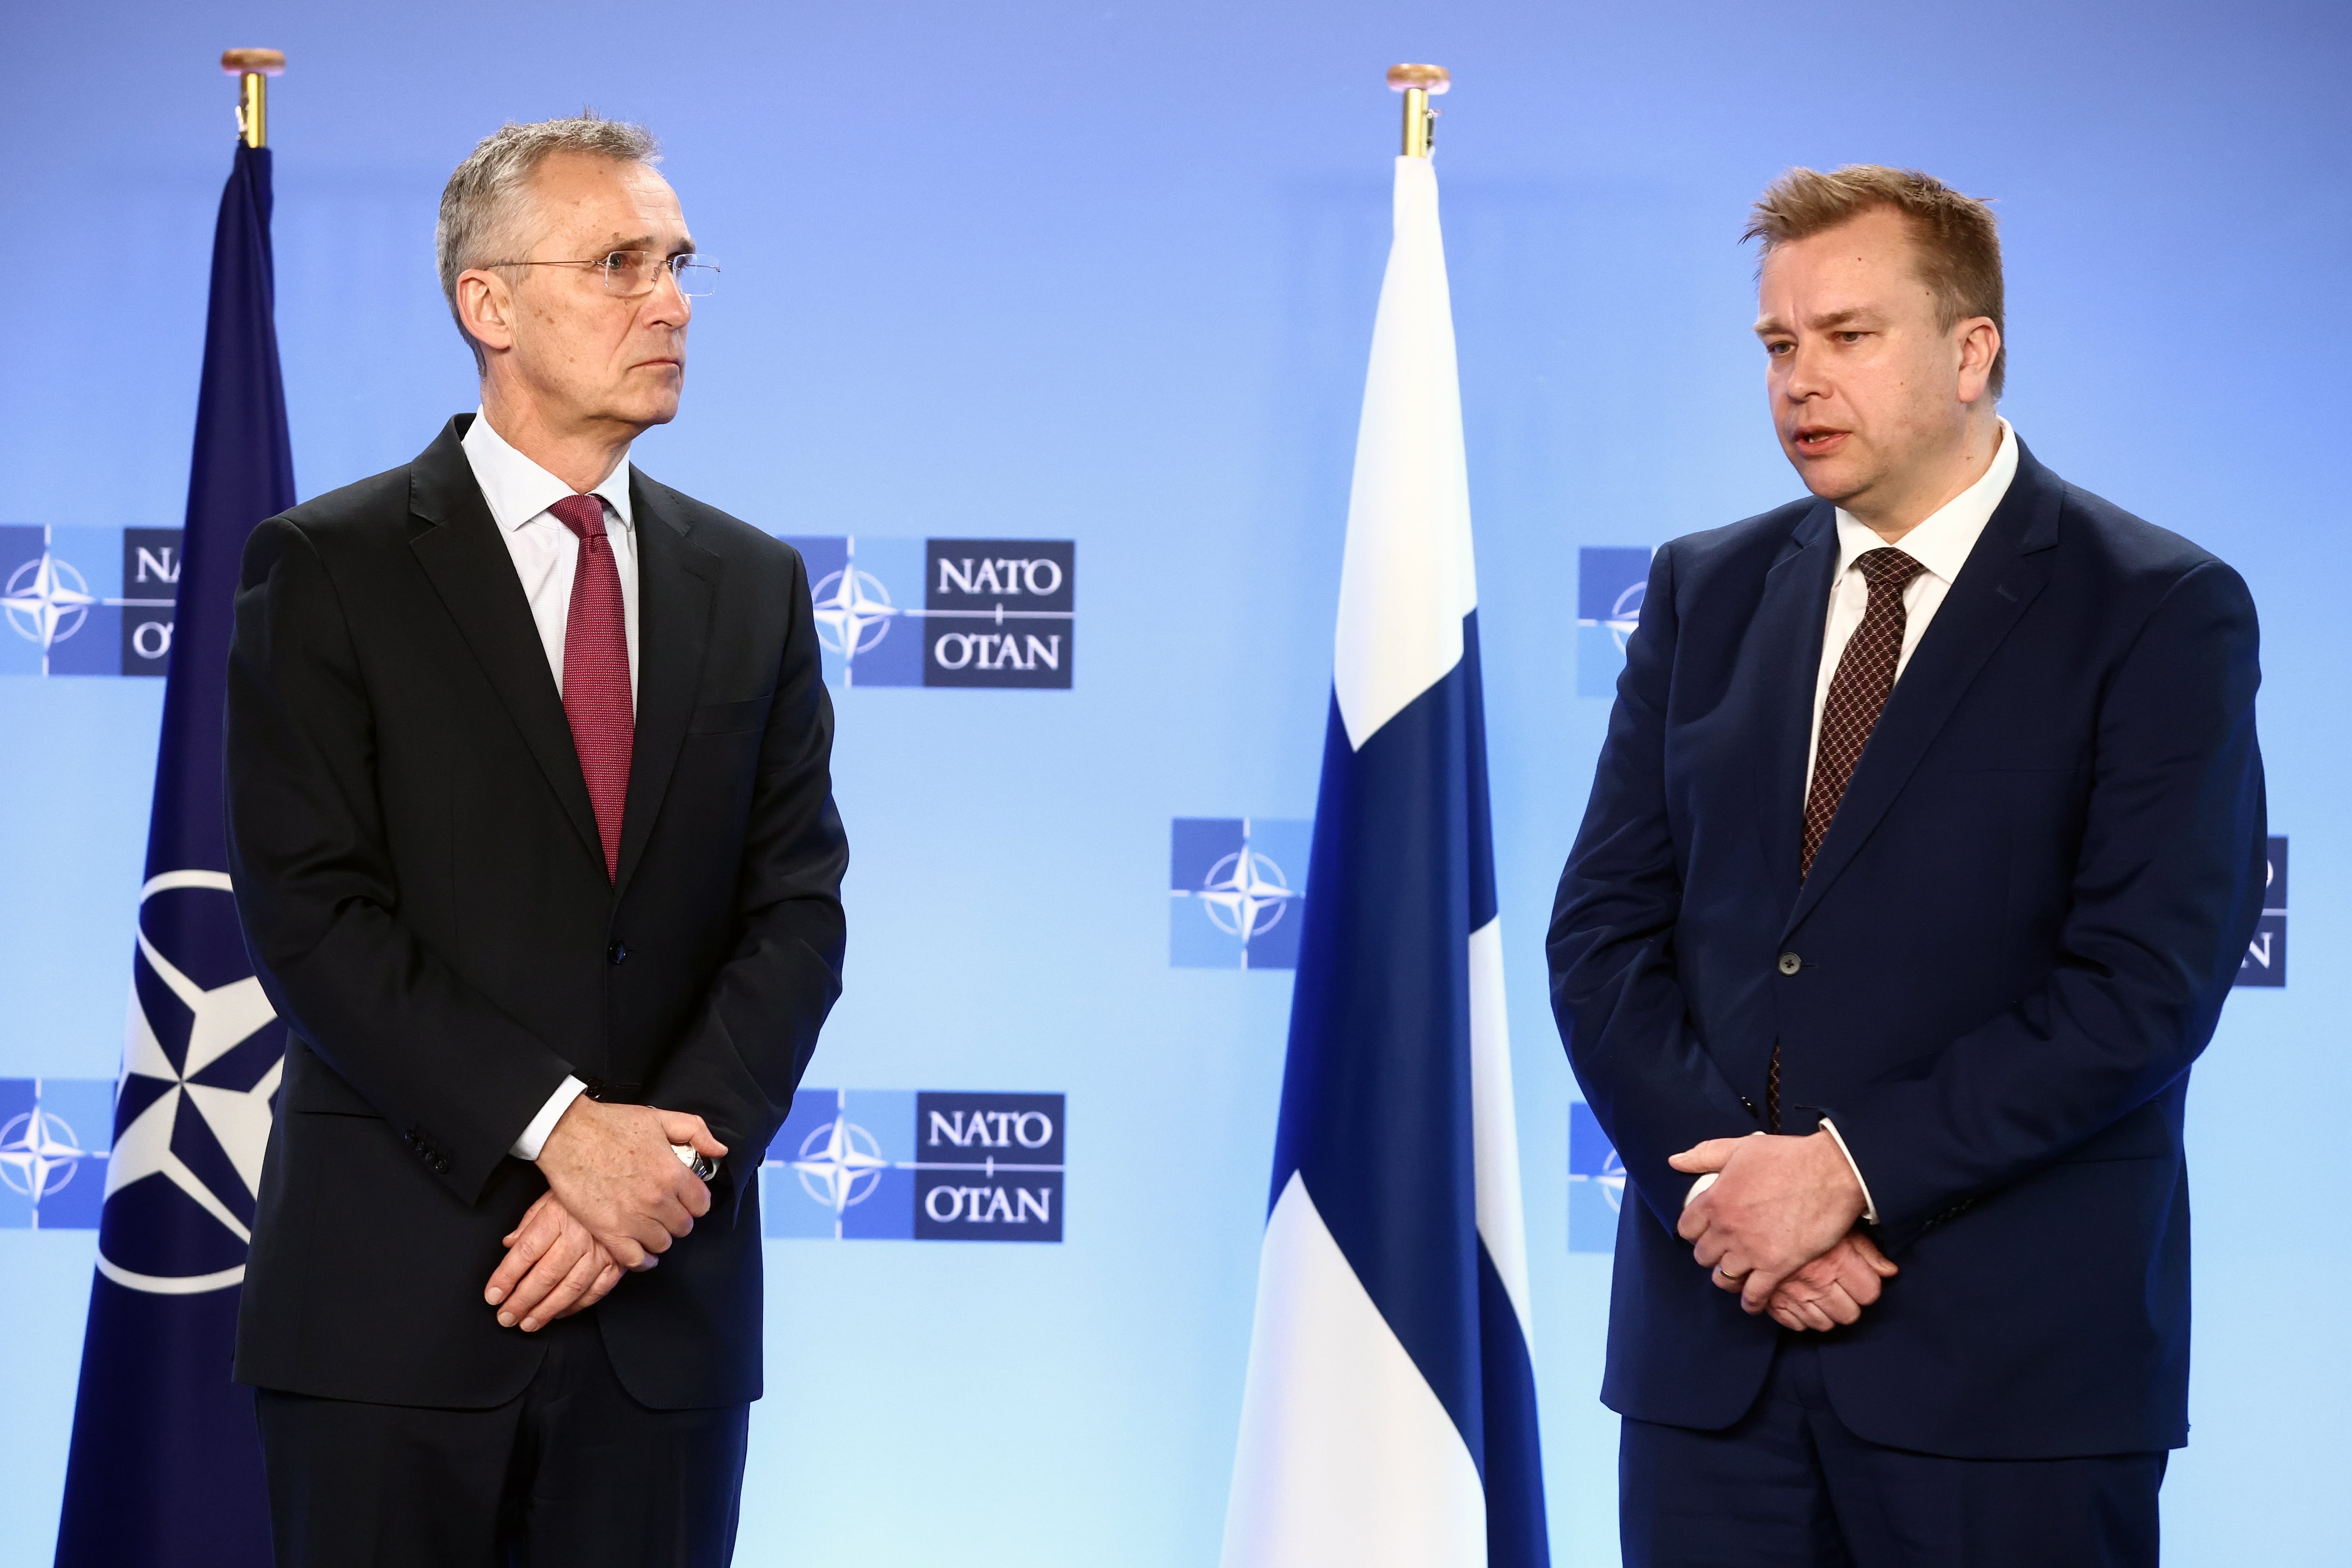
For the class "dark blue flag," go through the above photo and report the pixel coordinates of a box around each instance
[55,140,294,1568]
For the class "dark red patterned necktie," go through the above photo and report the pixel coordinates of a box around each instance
[1772,546,1925,1130]
[549,494,632,880]
[1802,547,1927,877]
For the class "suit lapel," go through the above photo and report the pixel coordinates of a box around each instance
[1781,443,2065,938]
[613,472,721,902]
[1752,503,1840,895]
[406,417,607,876]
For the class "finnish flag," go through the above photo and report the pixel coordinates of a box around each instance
[1221,152,1548,1565]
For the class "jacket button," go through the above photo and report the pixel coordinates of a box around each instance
[1777,952,1802,975]
[608,940,629,965]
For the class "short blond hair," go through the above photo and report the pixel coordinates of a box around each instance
[1745,164,2006,397]
[434,113,661,371]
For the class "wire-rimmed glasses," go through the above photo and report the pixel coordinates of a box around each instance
[483,250,719,298]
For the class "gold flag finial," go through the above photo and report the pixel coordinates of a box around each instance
[222,49,286,149]
[1386,64,1450,159]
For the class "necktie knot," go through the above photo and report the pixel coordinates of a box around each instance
[1855,546,1925,594]
[549,493,606,544]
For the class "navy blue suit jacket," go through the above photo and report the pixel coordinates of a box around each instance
[1548,441,2265,1459]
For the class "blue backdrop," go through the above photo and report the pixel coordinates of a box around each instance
[3,2,2346,1563]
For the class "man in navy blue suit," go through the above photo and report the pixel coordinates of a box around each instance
[1548,164,2265,1566]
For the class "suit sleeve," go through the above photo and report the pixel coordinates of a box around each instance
[1548,542,1766,1233]
[1821,559,2265,1245]
[226,517,579,1202]
[640,549,848,1205]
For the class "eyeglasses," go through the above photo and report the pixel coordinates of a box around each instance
[483,250,720,298]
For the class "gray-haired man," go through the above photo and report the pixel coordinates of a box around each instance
[225,115,847,1565]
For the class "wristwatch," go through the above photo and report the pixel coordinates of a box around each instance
[672,1144,720,1182]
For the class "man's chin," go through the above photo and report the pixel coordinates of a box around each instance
[609,390,683,430]
[1788,449,1872,507]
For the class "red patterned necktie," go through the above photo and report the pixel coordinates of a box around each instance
[1772,545,1925,1130]
[549,493,632,880]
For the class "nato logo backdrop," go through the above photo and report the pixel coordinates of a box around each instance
[1575,545,1651,698]
[0,525,180,677]
[1168,818,1311,970]
[782,534,1075,689]
[0,1079,114,1229]
[2236,836,2287,987]
[1566,1101,1623,1255]
[762,1089,1066,1242]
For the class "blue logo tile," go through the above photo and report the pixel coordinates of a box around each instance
[0,525,179,678]
[1168,818,1311,970]
[762,1089,1065,1242]
[1566,1101,1622,1255]
[0,1078,115,1229]
[2237,835,2288,987]
[779,535,1074,690]
[1575,546,1652,699]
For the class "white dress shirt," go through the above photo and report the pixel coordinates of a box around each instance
[1690,420,2019,1227]
[1804,420,2018,801]
[460,410,640,1162]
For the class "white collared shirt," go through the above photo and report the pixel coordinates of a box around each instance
[1804,419,2018,801]
[459,408,635,1162]
[461,408,642,702]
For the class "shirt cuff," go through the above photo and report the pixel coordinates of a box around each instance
[509,1076,587,1162]
[1817,1117,1879,1226]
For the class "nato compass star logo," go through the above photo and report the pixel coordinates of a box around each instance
[810,549,902,671]
[1567,1101,1626,1254]
[1,1107,86,1200]
[789,1110,892,1217]
[762,1090,1067,1242]
[1575,546,1655,698]
[0,1081,111,1228]
[100,870,287,1293]
[1169,818,1312,969]
[3,549,97,655]
[0,525,182,677]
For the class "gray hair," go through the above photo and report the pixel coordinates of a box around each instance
[435,113,661,370]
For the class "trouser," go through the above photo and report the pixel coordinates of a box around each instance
[254,1312,749,1568]
[1620,1336,2166,1568]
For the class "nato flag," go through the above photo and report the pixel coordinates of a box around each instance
[54,140,294,1568]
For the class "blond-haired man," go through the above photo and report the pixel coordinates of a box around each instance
[1550,166,2264,1564]
[226,116,845,1565]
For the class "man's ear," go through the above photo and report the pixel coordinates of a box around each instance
[1955,317,2001,405]
[456,268,517,357]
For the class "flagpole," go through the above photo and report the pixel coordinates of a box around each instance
[222,48,285,149]
[1386,62,1449,159]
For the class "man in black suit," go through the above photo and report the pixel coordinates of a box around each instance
[1548,166,2264,1566]
[225,114,845,1566]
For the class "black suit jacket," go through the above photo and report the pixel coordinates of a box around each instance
[1549,443,2265,1457]
[226,414,846,1410]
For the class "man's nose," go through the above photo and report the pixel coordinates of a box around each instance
[643,270,691,327]
[1781,342,1828,401]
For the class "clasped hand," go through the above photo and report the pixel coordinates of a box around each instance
[1670,1130,1895,1332]
[481,1097,727,1333]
